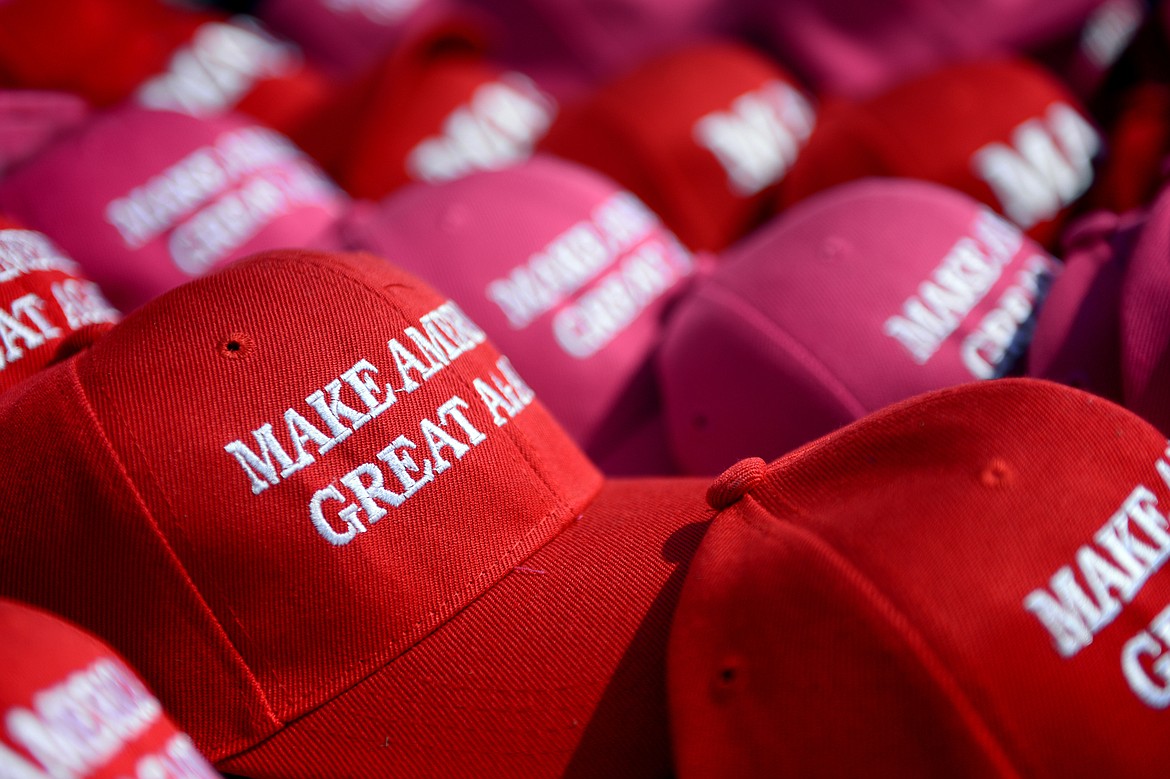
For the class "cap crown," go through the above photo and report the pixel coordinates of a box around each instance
[342,156,695,459]
[671,379,1170,777]
[0,107,344,310]
[0,250,600,761]
[659,179,1059,474]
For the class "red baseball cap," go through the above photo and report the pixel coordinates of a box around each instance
[331,31,558,199]
[669,378,1170,777]
[0,1,330,135]
[0,216,119,395]
[0,248,713,776]
[0,597,219,778]
[780,58,1103,246]
[0,105,346,311]
[658,178,1061,475]
[340,155,698,474]
[541,41,817,252]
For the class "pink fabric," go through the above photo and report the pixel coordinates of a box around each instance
[257,0,463,77]
[752,0,1111,98]
[0,90,88,177]
[0,106,347,311]
[658,178,1061,474]
[1027,210,1139,400]
[339,155,696,473]
[465,0,745,92]
[1121,184,1170,433]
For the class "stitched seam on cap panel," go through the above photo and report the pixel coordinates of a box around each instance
[769,512,1028,779]
[698,280,869,419]
[66,356,281,757]
[241,255,579,709]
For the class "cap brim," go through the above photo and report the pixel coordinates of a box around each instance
[217,478,711,778]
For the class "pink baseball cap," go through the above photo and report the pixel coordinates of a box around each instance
[1026,210,1139,401]
[0,106,346,311]
[1030,0,1146,99]
[669,378,1170,777]
[540,41,817,253]
[1117,182,1170,434]
[657,178,1061,475]
[0,597,219,778]
[255,0,465,77]
[749,0,1114,99]
[0,216,119,395]
[340,155,698,473]
[1029,182,1170,434]
[0,90,88,178]
[463,0,746,93]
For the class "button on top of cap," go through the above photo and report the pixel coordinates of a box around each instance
[706,457,768,510]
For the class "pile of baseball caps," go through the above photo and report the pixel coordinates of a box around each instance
[4,0,1170,775]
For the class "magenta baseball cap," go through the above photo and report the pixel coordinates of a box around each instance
[657,178,1062,475]
[750,0,1113,99]
[1026,210,1140,401]
[0,106,346,311]
[1029,185,1170,436]
[256,0,465,77]
[465,0,747,93]
[1119,183,1170,434]
[0,90,88,177]
[339,155,699,473]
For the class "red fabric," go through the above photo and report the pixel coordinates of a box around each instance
[0,249,711,777]
[332,24,554,199]
[0,598,218,778]
[541,41,816,252]
[670,379,1170,776]
[0,217,119,396]
[0,0,332,136]
[0,0,204,106]
[780,58,1102,246]
[1090,82,1170,213]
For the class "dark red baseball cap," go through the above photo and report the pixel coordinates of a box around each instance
[0,216,119,395]
[670,378,1170,776]
[780,58,1103,246]
[0,597,219,778]
[540,41,816,252]
[0,248,712,777]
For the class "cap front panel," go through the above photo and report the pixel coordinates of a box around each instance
[718,181,1059,413]
[743,382,1170,775]
[0,108,344,310]
[0,601,219,779]
[346,159,695,447]
[74,251,602,728]
[0,223,118,393]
